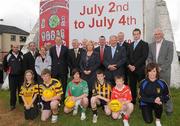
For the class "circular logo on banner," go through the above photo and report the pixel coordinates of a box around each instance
[48,15,60,28]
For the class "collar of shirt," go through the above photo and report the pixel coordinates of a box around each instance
[56,45,61,49]
[119,41,124,46]
[156,39,163,46]
[30,51,35,56]
[12,52,19,58]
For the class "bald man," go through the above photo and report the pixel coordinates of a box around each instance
[147,28,174,116]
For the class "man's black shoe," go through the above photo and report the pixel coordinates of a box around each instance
[10,106,15,111]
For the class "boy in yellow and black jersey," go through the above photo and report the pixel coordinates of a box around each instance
[91,70,112,123]
[39,69,63,123]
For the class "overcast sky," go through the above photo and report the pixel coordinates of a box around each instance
[0,0,180,51]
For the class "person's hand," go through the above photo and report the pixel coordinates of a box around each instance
[84,70,91,75]
[128,65,135,72]
[154,97,162,105]
[25,104,31,109]
[108,65,117,71]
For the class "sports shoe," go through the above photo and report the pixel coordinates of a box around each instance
[92,114,98,123]
[155,120,162,126]
[123,119,129,126]
[73,107,78,116]
[51,115,58,123]
[80,112,86,120]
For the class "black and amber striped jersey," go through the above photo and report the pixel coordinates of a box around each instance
[19,83,38,105]
[39,78,63,97]
[92,80,112,99]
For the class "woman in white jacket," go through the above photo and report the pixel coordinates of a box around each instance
[35,46,52,83]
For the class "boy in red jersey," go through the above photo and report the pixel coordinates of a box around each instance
[110,75,134,126]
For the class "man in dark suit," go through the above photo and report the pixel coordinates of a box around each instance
[68,39,85,75]
[94,36,108,71]
[103,35,126,86]
[127,28,149,104]
[117,32,129,85]
[49,36,68,95]
[23,42,39,81]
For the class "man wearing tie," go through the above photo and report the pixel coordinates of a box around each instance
[117,32,129,84]
[147,28,173,116]
[68,39,85,75]
[103,35,126,86]
[23,42,39,81]
[127,28,149,104]
[94,36,108,71]
[49,36,68,96]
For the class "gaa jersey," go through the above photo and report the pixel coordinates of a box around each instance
[19,83,38,105]
[92,80,112,99]
[111,85,132,102]
[39,78,63,97]
[65,80,89,97]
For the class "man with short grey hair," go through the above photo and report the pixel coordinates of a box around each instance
[147,28,173,116]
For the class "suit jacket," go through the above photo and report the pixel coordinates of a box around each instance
[147,39,173,84]
[23,51,39,73]
[49,45,68,75]
[127,40,149,74]
[94,45,109,70]
[80,51,100,90]
[103,45,126,78]
[80,51,100,74]
[68,48,85,73]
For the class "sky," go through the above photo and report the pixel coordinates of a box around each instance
[0,0,180,51]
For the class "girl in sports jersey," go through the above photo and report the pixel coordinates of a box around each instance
[19,70,38,120]
[64,68,89,121]
[139,63,170,126]
[110,75,134,126]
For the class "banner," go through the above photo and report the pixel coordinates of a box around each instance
[39,0,143,47]
[69,0,143,47]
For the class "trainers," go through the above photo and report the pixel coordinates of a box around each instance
[118,114,122,119]
[92,114,98,123]
[51,115,58,123]
[155,120,162,126]
[80,112,86,120]
[73,107,78,116]
[123,119,129,126]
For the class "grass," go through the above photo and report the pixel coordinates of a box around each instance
[0,88,180,126]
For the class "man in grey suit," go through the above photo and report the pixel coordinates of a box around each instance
[147,28,173,115]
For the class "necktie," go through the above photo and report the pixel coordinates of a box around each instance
[100,47,104,63]
[75,49,78,58]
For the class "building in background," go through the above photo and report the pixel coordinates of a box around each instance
[0,24,29,62]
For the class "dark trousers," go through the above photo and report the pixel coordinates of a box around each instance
[129,72,144,104]
[0,69,3,83]
[141,103,163,124]
[9,74,23,107]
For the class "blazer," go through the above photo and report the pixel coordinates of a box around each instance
[147,39,173,84]
[103,45,126,76]
[127,40,149,74]
[49,45,68,75]
[80,51,100,74]
[68,48,85,72]
[23,51,39,73]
